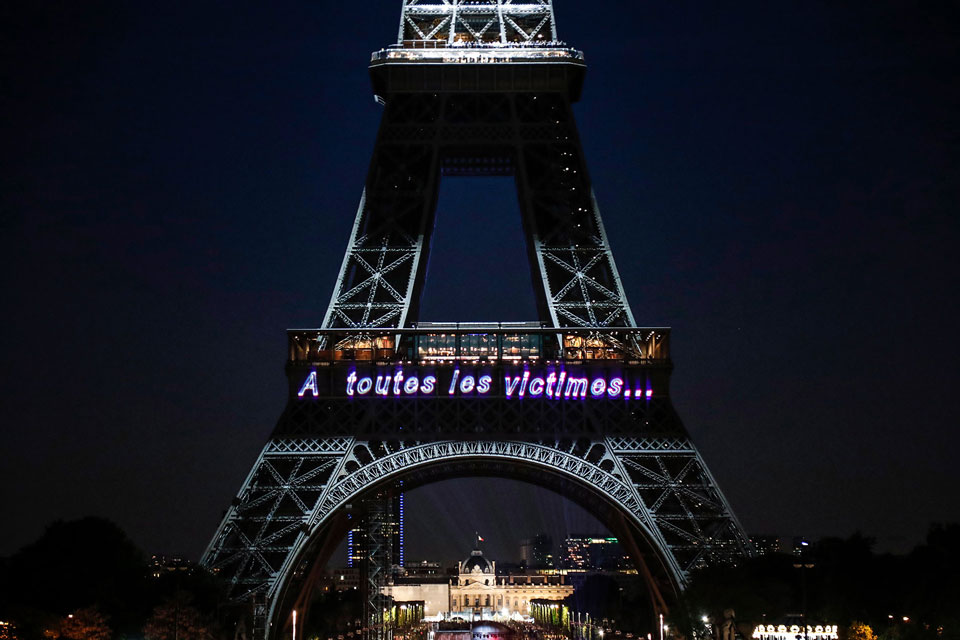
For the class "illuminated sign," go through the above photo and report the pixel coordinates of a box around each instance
[297,366,654,400]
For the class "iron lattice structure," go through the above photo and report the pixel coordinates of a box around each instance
[398,0,557,45]
[201,3,751,638]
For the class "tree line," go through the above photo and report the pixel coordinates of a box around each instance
[0,518,226,640]
[671,525,960,640]
[2,519,958,640]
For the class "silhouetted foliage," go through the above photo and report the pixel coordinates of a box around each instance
[3,519,960,640]
[8,518,146,614]
[2,518,146,637]
[59,607,112,640]
[671,526,960,640]
[304,588,363,640]
[563,574,653,633]
[0,518,227,640]
[144,592,216,640]
[844,621,878,640]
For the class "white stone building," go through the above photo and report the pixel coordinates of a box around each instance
[385,547,572,617]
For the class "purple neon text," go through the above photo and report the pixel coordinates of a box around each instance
[296,368,653,400]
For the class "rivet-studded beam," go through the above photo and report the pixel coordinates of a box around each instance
[399,0,558,45]
[201,432,751,628]
[321,89,635,329]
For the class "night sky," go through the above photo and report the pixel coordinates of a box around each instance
[2,1,958,566]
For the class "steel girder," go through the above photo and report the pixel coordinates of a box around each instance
[203,438,750,630]
[399,1,557,45]
[321,90,634,330]
[362,494,392,640]
[201,393,751,632]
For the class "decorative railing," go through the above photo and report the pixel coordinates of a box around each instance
[371,44,584,64]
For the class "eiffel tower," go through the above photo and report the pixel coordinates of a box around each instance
[201,2,751,638]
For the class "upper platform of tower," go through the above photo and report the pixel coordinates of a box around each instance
[371,0,584,67]
[369,1,586,101]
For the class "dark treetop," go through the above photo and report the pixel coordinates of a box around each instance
[1,0,958,561]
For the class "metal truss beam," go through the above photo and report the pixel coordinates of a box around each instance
[202,431,750,633]
[321,90,634,330]
[400,1,557,45]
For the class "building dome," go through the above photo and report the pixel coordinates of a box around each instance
[461,548,493,574]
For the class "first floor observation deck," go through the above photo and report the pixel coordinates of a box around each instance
[288,322,669,366]
[282,324,678,436]
[286,323,673,403]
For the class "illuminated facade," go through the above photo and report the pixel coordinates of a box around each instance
[200,1,751,638]
[753,624,839,640]
[562,536,630,571]
[749,535,782,556]
[347,485,404,570]
[450,548,571,615]
[149,554,194,578]
[315,567,361,594]
[520,535,554,569]
[384,547,572,617]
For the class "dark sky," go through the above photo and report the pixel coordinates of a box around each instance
[2,1,958,566]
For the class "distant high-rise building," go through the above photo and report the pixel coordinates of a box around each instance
[149,554,194,578]
[520,534,554,568]
[316,567,362,594]
[562,535,630,571]
[397,490,405,567]
[347,513,360,568]
[792,536,810,556]
[749,535,782,556]
[347,483,404,570]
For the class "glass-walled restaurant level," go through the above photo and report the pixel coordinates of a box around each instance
[288,323,669,364]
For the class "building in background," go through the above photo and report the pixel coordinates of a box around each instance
[450,547,571,614]
[383,545,572,617]
[404,560,447,580]
[315,567,362,594]
[347,485,404,570]
[149,554,194,578]
[562,536,631,571]
[750,535,783,556]
[384,581,450,617]
[520,534,554,569]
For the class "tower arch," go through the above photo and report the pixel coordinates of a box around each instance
[265,443,684,633]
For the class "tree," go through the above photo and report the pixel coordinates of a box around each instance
[6,517,146,623]
[845,622,877,640]
[59,607,111,640]
[143,593,211,640]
